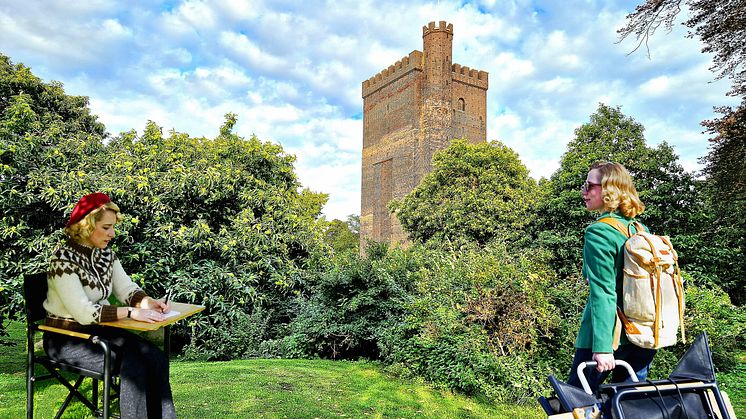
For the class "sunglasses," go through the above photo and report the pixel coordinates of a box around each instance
[580,181,602,192]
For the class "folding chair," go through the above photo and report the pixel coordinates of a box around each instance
[24,272,120,418]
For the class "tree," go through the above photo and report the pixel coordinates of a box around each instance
[98,119,332,359]
[324,215,360,254]
[698,105,745,303]
[0,54,108,343]
[618,0,746,98]
[533,104,709,278]
[390,139,539,248]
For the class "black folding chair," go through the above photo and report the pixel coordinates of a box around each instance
[24,272,120,418]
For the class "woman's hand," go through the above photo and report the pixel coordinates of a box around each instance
[592,352,616,372]
[140,296,171,314]
[130,307,165,323]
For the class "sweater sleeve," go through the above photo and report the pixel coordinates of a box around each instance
[110,258,146,307]
[46,259,118,324]
[583,223,621,353]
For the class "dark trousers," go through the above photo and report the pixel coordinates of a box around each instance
[567,344,656,394]
[43,326,176,419]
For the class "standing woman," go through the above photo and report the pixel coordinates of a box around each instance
[567,162,656,393]
[43,193,177,418]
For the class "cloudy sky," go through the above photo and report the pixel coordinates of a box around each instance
[0,0,738,219]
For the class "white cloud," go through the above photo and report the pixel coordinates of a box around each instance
[639,75,671,96]
[219,32,287,73]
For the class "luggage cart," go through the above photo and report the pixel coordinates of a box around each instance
[539,333,737,418]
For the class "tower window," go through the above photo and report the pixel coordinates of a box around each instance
[458,98,465,112]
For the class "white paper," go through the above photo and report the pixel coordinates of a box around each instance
[163,310,181,319]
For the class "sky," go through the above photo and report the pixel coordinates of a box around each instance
[0,0,738,220]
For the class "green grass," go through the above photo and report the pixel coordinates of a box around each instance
[0,321,541,418]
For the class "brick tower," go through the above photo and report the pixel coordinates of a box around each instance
[360,21,488,247]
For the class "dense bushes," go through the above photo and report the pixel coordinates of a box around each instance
[278,242,584,402]
[382,244,564,402]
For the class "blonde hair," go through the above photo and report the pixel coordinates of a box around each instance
[64,202,123,242]
[591,161,645,218]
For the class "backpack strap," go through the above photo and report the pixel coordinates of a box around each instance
[597,217,630,238]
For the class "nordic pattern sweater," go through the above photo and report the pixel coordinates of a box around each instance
[43,239,147,330]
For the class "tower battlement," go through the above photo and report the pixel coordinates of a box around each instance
[362,50,423,98]
[452,64,489,89]
[422,21,453,36]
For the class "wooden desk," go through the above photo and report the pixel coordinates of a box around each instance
[99,302,205,355]
[99,302,205,331]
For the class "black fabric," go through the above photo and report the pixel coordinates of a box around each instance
[669,333,716,382]
[23,272,49,323]
[548,375,600,412]
[616,391,710,418]
[43,327,176,419]
[537,396,561,415]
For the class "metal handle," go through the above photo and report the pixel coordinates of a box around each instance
[577,360,639,394]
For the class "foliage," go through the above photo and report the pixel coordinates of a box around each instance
[390,139,539,248]
[276,245,416,359]
[651,277,746,377]
[323,214,360,254]
[0,53,107,343]
[618,0,746,98]
[381,243,566,403]
[699,105,746,303]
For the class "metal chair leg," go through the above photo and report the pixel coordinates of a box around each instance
[92,378,99,413]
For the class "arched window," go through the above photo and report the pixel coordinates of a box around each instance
[457,98,465,112]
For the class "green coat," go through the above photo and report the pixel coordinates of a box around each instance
[574,211,647,353]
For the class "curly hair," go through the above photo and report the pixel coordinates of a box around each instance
[64,202,123,242]
[591,161,645,218]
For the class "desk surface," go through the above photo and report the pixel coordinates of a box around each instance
[98,301,205,331]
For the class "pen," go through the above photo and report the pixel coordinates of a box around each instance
[163,289,171,313]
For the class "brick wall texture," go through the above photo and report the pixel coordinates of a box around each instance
[360,21,489,248]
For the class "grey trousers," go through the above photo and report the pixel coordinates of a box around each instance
[43,326,177,419]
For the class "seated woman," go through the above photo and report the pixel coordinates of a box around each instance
[43,192,177,419]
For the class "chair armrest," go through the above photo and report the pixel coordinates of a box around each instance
[38,324,92,340]
[37,324,113,374]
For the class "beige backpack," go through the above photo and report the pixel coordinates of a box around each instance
[599,218,686,350]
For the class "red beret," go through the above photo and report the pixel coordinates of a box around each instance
[66,193,112,227]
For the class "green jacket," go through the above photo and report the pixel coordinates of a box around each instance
[574,211,647,353]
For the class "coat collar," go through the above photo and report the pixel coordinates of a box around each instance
[66,238,95,258]
[595,211,632,221]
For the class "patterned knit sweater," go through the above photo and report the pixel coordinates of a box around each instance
[44,239,147,330]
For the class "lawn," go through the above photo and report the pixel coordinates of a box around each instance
[0,321,542,418]
[2,320,744,418]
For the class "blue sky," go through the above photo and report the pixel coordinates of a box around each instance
[0,0,738,219]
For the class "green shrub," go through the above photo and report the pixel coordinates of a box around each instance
[381,243,566,401]
[284,245,417,359]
